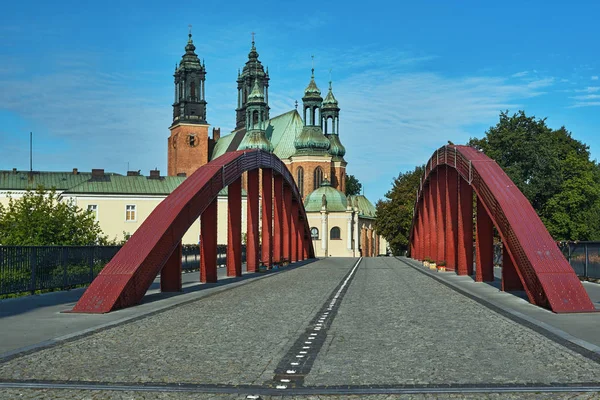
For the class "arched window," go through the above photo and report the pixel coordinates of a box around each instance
[297,167,304,198]
[314,167,323,190]
[330,226,341,240]
[190,81,196,99]
[311,227,319,240]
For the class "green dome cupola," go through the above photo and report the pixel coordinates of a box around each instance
[304,178,348,212]
[295,66,330,155]
[240,79,273,152]
[327,133,346,158]
[321,81,340,135]
[236,35,270,130]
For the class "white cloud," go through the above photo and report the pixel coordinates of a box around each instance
[511,71,529,78]
[0,43,557,201]
[592,76,599,80]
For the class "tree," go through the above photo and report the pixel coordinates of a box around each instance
[0,186,110,245]
[374,166,423,255]
[345,174,362,196]
[469,110,600,240]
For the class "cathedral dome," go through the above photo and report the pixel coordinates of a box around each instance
[240,130,273,152]
[327,134,346,157]
[294,126,330,153]
[304,179,348,212]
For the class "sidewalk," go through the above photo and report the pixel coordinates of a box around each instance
[0,262,313,358]
[400,257,600,354]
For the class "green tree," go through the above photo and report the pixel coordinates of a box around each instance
[345,174,362,196]
[374,166,423,254]
[0,186,110,245]
[469,110,600,240]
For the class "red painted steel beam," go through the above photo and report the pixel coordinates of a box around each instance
[160,242,182,292]
[227,177,242,277]
[436,166,446,264]
[502,246,524,291]
[423,184,431,260]
[291,201,298,263]
[476,196,494,282]
[445,168,458,271]
[457,177,473,276]
[273,174,283,263]
[408,145,595,313]
[72,150,311,313]
[282,185,292,262]
[417,197,425,260]
[200,198,218,283]
[261,168,273,267]
[246,169,260,272]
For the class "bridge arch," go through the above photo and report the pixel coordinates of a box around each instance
[409,145,594,313]
[73,149,315,313]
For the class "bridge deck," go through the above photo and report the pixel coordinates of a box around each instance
[1,257,599,399]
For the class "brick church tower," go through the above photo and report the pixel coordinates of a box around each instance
[168,31,215,177]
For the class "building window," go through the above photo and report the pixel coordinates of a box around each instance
[125,205,136,222]
[87,204,98,220]
[314,167,323,190]
[311,227,319,240]
[297,167,304,198]
[330,226,341,240]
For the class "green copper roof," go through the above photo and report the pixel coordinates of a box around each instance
[348,195,377,218]
[239,130,273,152]
[0,170,243,196]
[327,134,346,157]
[322,82,339,108]
[304,180,348,212]
[303,69,322,100]
[212,110,304,161]
[247,79,264,103]
[0,170,119,191]
[64,176,185,195]
[294,126,330,154]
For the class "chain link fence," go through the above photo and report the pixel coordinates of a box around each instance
[1,244,247,296]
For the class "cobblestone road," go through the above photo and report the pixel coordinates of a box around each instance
[0,257,599,399]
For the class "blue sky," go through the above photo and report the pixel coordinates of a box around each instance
[1,0,599,203]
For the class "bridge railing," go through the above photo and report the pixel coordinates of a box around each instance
[0,244,246,296]
[558,241,600,280]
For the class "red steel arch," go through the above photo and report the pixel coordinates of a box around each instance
[73,149,314,313]
[409,145,595,313]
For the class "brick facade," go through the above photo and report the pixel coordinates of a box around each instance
[168,123,210,177]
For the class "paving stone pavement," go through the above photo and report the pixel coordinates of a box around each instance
[305,257,600,386]
[0,258,355,385]
[1,257,599,399]
[0,388,598,399]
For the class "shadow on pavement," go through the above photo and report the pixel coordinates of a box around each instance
[0,259,318,318]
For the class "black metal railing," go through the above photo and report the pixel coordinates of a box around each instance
[1,244,247,296]
[559,241,600,280]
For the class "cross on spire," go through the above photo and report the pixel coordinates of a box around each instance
[311,55,314,76]
[251,32,255,45]
[188,24,192,35]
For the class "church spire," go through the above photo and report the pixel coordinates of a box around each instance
[240,76,273,152]
[294,66,330,155]
[172,28,207,125]
[236,33,270,130]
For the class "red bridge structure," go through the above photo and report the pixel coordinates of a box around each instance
[409,145,595,313]
[73,150,314,313]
